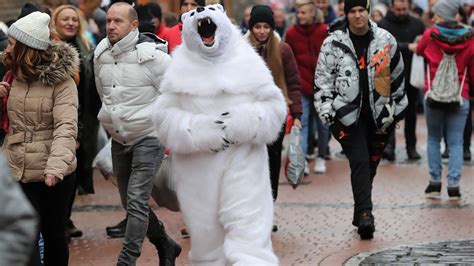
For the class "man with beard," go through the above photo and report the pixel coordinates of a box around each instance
[378,0,425,161]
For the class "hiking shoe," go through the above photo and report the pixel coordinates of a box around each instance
[425,182,441,199]
[106,217,127,238]
[314,157,326,174]
[357,211,375,240]
[407,148,421,160]
[447,187,461,200]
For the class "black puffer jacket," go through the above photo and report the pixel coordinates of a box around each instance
[378,11,425,86]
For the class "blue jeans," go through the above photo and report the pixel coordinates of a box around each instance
[301,95,329,157]
[425,99,469,187]
[112,137,165,265]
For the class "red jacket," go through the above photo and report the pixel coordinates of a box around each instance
[1,71,13,133]
[155,23,171,41]
[161,23,182,54]
[285,23,328,96]
[417,26,474,100]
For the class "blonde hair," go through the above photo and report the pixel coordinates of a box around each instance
[295,0,325,23]
[52,5,91,51]
[247,31,290,103]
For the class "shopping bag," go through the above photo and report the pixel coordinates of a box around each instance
[409,54,425,89]
[151,155,180,212]
[92,138,113,178]
[284,126,305,189]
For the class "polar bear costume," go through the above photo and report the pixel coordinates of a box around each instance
[151,4,286,265]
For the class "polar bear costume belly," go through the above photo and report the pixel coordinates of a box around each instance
[151,5,286,265]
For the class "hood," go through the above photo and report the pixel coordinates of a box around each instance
[38,42,79,87]
[431,25,474,54]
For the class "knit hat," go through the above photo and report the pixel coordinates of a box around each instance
[18,3,41,19]
[8,11,51,51]
[344,0,371,15]
[180,0,205,7]
[433,0,460,22]
[249,5,275,30]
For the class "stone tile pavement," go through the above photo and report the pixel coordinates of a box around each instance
[70,115,474,265]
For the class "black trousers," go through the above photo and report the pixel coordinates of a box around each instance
[387,85,418,150]
[21,174,76,266]
[330,116,392,225]
[267,124,286,201]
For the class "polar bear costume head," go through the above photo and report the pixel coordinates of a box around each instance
[181,4,234,57]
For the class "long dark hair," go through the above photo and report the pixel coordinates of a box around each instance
[3,41,53,83]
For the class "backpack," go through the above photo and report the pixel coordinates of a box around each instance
[426,51,467,111]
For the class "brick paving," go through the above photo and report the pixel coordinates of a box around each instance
[69,115,474,265]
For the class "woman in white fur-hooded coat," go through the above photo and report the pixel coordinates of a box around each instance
[151,4,286,265]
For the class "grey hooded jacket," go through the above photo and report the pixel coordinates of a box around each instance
[314,19,408,132]
[0,153,37,266]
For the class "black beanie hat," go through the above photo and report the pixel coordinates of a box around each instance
[248,5,275,30]
[180,0,205,7]
[18,3,41,19]
[344,0,371,15]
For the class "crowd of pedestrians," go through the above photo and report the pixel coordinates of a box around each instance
[0,0,472,265]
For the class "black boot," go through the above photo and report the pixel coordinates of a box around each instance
[407,147,421,160]
[148,217,181,266]
[357,210,375,240]
[382,145,395,161]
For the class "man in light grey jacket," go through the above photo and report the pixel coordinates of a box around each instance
[94,2,180,265]
[0,153,37,266]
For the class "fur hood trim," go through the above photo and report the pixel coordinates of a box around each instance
[38,42,79,86]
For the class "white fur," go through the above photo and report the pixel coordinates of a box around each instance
[151,4,285,265]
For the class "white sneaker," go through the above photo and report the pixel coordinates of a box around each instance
[314,157,326,174]
[304,161,309,176]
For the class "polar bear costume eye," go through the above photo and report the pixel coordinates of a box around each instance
[181,4,233,57]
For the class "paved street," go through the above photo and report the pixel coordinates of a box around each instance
[70,115,474,265]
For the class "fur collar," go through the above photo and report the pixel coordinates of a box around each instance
[38,42,79,86]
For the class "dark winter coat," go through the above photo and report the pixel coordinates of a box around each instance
[70,37,101,193]
[378,11,425,89]
[314,20,407,132]
[285,23,328,96]
[280,42,303,119]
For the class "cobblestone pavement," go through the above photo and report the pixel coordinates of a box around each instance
[346,239,474,265]
[70,115,474,265]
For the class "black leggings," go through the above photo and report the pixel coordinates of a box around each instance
[267,124,286,201]
[21,174,76,266]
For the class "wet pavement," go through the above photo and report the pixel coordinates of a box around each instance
[70,115,474,265]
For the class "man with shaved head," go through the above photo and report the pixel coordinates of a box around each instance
[94,2,181,265]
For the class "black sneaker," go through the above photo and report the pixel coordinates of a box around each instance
[464,149,471,161]
[442,149,449,159]
[447,187,461,200]
[106,217,127,238]
[425,182,441,199]
[357,211,375,240]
